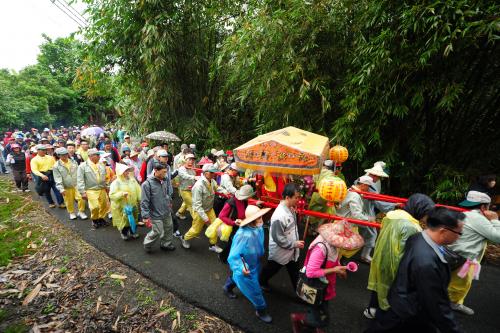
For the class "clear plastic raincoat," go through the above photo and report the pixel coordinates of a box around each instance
[367,209,422,310]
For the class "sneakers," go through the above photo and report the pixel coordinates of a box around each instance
[78,212,88,220]
[49,204,56,208]
[69,213,77,220]
[137,221,145,226]
[131,233,140,239]
[108,213,112,220]
[209,245,223,254]
[160,244,176,251]
[175,211,187,220]
[255,309,272,324]
[363,307,377,319]
[223,287,237,299]
[180,237,190,249]
[120,232,130,240]
[173,230,182,238]
[23,189,30,193]
[451,303,474,315]
[59,203,66,209]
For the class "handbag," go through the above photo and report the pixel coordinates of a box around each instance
[442,246,466,271]
[296,242,329,306]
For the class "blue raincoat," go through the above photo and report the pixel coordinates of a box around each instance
[228,225,266,310]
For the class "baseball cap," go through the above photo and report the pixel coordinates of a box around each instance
[459,191,491,207]
[202,163,219,173]
[358,175,375,187]
[87,148,101,156]
[55,147,68,155]
[158,149,169,157]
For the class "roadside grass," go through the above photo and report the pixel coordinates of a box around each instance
[0,177,40,267]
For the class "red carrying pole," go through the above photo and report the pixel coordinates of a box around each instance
[349,189,468,212]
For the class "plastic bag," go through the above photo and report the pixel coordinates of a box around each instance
[217,223,233,242]
[205,218,223,239]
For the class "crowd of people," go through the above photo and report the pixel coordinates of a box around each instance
[1,126,498,333]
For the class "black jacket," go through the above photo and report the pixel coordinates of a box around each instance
[387,233,462,333]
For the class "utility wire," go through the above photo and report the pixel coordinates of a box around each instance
[49,0,86,29]
[56,0,89,26]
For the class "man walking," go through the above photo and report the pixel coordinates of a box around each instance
[53,147,87,220]
[181,163,221,252]
[31,144,64,208]
[367,208,465,332]
[141,163,176,252]
[77,149,109,228]
[259,183,304,291]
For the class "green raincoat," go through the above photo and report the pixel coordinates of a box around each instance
[308,168,336,225]
[109,164,141,231]
[367,209,422,310]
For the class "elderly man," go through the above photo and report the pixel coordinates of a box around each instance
[447,191,500,315]
[77,148,109,228]
[336,175,376,260]
[173,144,189,171]
[368,208,465,333]
[31,144,64,208]
[175,153,199,221]
[53,147,87,220]
[141,163,176,252]
[181,163,222,253]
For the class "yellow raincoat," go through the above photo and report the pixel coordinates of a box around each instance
[308,168,336,225]
[367,209,422,310]
[109,164,141,231]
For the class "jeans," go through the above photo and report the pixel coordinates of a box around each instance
[0,158,6,173]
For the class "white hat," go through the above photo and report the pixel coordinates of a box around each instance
[87,148,101,156]
[459,191,491,207]
[55,147,68,155]
[100,152,111,159]
[210,148,218,155]
[157,149,169,157]
[235,185,255,201]
[358,175,375,187]
[115,163,132,176]
[202,163,218,173]
[43,128,50,132]
[185,153,195,159]
[364,164,389,178]
[215,150,226,157]
[229,162,238,170]
[181,144,188,150]
[124,134,130,139]
[189,144,196,149]
[324,160,333,167]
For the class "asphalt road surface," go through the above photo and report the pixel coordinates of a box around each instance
[23,182,500,333]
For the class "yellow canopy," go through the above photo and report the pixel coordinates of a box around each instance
[234,127,330,175]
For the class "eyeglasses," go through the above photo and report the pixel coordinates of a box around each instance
[444,227,463,236]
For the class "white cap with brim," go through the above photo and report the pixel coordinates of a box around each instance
[364,164,389,178]
[36,144,47,150]
[235,184,255,201]
[185,153,195,159]
[202,163,219,173]
[55,147,68,155]
[459,191,491,207]
[87,148,102,156]
[358,175,376,187]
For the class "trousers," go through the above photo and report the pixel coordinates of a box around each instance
[12,169,28,190]
[63,187,86,214]
[143,214,174,249]
[184,209,217,244]
[177,190,193,217]
[86,189,109,220]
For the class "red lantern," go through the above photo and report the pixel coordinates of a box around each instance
[318,177,348,202]
[329,145,348,164]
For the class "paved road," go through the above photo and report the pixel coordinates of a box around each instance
[23,181,500,332]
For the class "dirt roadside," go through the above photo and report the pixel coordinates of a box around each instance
[0,177,242,333]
